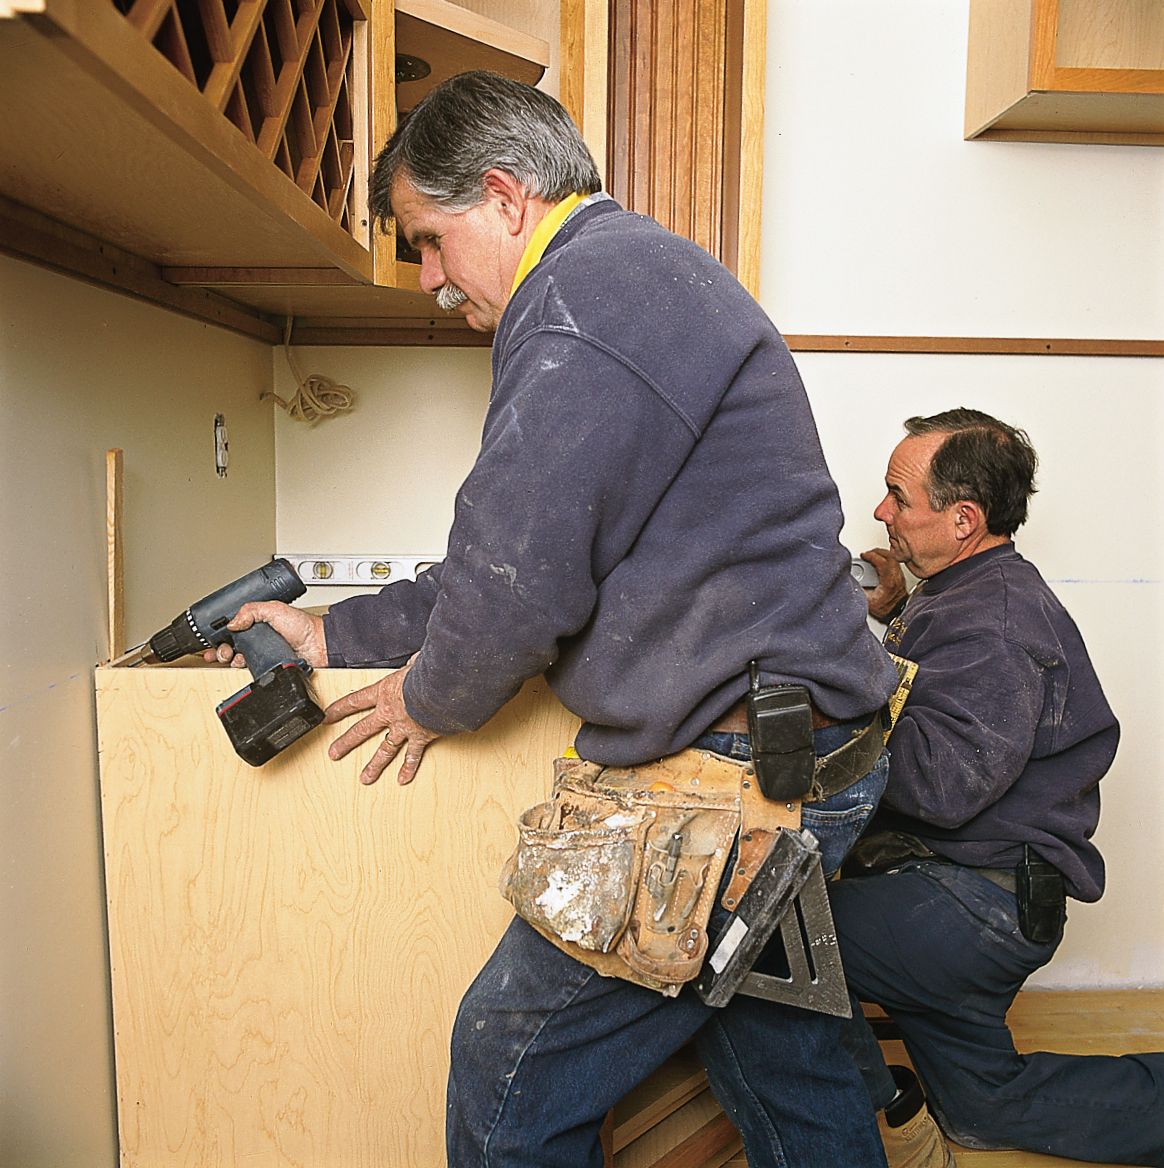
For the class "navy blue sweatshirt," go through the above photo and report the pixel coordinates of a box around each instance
[323,199,897,765]
[877,544,1119,901]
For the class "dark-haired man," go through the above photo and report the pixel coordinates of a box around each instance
[831,409,1164,1167]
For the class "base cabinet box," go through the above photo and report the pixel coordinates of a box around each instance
[96,666,576,1167]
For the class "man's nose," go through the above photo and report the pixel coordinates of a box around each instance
[873,495,892,523]
[418,251,446,295]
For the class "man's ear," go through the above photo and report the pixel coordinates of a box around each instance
[481,169,530,235]
[952,501,986,542]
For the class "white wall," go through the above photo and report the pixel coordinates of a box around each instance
[273,348,491,581]
[0,254,277,1168]
[763,0,1164,988]
[761,0,1164,339]
[809,352,1163,988]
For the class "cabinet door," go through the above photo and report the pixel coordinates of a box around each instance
[965,0,1164,144]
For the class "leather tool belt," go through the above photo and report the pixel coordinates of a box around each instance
[500,750,802,996]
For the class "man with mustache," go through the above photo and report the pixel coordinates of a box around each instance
[223,70,899,1166]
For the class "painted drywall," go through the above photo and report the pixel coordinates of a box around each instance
[0,254,276,1168]
[807,352,1163,988]
[759,0,1164,988]
[272,346,492,603]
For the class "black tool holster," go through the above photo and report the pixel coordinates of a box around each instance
[745,661,816,802]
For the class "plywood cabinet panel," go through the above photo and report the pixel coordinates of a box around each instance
[96,666,577,1167]
[966,0,1164,144]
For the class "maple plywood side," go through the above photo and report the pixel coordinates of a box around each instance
[96,666,577,1168]
[966,0,1034,138]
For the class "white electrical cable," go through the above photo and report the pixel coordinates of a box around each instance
[262,316,356,424]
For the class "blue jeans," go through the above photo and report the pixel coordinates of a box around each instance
[447,727,891,1167]
[830,861,1164,1165]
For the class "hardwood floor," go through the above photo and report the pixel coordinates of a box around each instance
[872,990,1164,1168]
[616,990,1164,1168]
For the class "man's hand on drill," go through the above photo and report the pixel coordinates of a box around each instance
[205,603,439,785]
[204,600,329,669]
[323,660,442,787]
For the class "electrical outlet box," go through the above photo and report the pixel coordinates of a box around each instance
[280,554,443,586]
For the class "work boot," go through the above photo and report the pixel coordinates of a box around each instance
[877,1065,956,1168]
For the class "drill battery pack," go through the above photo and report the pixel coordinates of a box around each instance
[216,661,325,767]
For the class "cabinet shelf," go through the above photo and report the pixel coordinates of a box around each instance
[395,0,549,114]
[0,0,547,343]
[966,0,1164,145]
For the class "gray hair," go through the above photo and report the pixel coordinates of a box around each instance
[370,70,602,228]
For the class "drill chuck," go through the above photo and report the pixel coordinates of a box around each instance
[147,612,207,662]
[147,559,307,663]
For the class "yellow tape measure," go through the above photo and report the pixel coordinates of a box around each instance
[885,653,919,741]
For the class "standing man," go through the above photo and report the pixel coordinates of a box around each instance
[833,409,1164,1167]
[225,71,899,1166]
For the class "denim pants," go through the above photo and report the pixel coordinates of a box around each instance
[446,726,891,1168]
[830,861,1164,1165]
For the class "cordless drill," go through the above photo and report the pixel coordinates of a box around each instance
[133,559,325,766]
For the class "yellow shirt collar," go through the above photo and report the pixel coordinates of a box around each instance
[510,192,587,296]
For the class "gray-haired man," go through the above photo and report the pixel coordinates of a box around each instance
[225,71,898,1167]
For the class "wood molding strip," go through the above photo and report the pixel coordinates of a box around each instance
[734,0,765,298]
[0,195,281,344]
[290,321,492,346]
[161,266,364,285]
[785,334,1164,358]
[106,447,125,664]
[275,328,1162,353]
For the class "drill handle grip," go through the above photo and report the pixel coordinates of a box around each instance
[233,621,304,679]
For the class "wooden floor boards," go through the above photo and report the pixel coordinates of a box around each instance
[662,990,1164,1168]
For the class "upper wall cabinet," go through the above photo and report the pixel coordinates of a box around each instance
[0,0,547,340]
[966,0,1164,144]
[1,1,375,273]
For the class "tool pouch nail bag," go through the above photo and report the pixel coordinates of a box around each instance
[500,751,772,996]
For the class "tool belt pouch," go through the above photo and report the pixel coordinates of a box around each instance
[747,682,815,802]
[500,753,744,996]
[1017,845,1066,944]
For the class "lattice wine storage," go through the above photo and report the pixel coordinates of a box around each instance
[111,0,366,237]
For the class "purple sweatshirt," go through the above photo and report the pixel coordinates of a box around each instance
[877,544,1119,901]
[323,199,896,765]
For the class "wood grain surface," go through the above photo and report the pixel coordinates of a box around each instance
[96,666,578,1167]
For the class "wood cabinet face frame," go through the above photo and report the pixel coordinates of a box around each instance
[0,0,548,340]
[602,0,766,296]
[966,0,1164,145]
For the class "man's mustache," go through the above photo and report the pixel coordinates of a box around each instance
[436,282,468,311]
